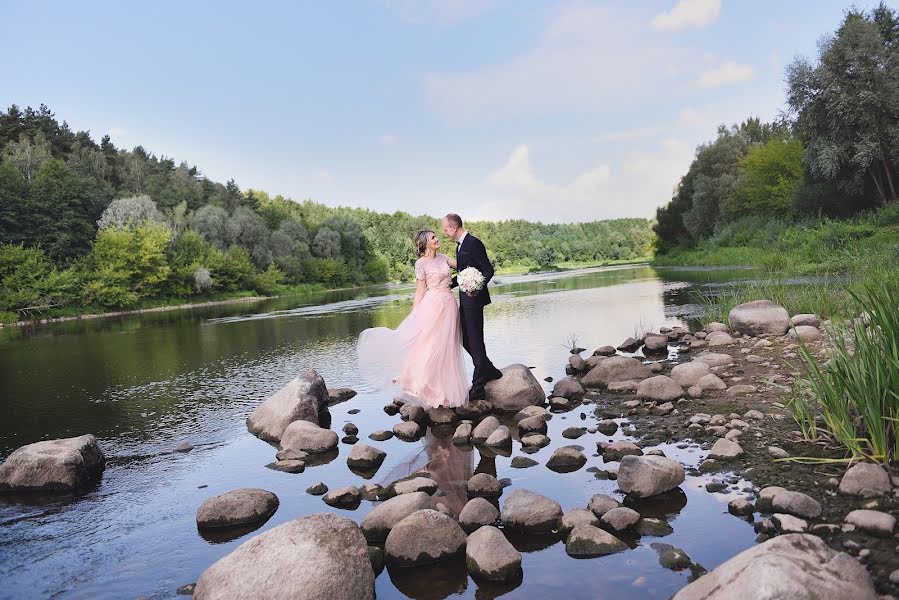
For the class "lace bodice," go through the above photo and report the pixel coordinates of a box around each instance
[415,253,452,292]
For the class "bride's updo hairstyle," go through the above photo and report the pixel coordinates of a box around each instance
[413,228,435,258]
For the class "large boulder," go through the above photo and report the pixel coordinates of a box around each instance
[465,526,521,581]
[728,300,790,336]
[671,534,877,600]
[565,524,627,557]
[346,444,386,471]
[642,334,669,354]
[193,513,374,600]
[360,492,433,541]
[617,455,685,498]
[279,420,338,454]
[582,356,652,388]
[196,488,279,529]
[0,434,105,492]
[500,488,562,534]
[636,376,683,403]
[246,369,328,442]
[839,463,892,497]
[485,364,545,412]
[384,509,467,566]
[671,361,711,388]
[459,497,499,532]
[552,377,585,400]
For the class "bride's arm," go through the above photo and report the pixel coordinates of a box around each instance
[445,255,457,269]
[412,278,426,309]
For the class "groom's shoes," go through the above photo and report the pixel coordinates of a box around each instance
[468,388,486,402]
[485,368,503,382]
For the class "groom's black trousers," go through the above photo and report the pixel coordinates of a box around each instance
[460,303,499,394]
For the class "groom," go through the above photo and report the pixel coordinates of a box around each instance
[442,213,503,401]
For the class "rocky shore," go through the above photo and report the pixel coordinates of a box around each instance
[2,298,896,598]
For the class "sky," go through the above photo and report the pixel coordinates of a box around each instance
[1,0,891,224]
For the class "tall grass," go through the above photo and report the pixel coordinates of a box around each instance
[789,275,899,464]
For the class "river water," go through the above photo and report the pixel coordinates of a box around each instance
[0,264,760,599]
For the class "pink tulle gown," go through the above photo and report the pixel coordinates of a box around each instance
[357,252,468,409]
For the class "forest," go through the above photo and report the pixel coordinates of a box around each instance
[0,106,652,320]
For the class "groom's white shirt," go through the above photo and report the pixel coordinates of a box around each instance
[457,231,468,248]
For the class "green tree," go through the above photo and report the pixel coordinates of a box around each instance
[27,158,98,260]
[727,138,805,219]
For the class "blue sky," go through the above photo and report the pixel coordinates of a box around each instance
[2,0,890,223]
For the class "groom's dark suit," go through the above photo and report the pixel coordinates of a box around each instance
[451,232,502,399]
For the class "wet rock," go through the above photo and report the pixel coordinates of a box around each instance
[546,447,587,472]
[275,448,309,462]
[400,404,426,423]
[844,509,895,536]
[452,422,473,444]
[582,356,652,388]
[459,497,499,532]
[346,444,386,471]
[174,442,194,453]
[466,526,522,581]
[511,456,538,468]
[596,419,619,435]
[471,416,500,444]
[636,518,673,536]
[176,582,195,595]
[549,396,573,410]
[0,434,105,492]
[652,543,694,571]
[694,354,734,369]
[560,508,600,535]
[594,345,617,356]
[383,404,399,416]
[280,420,338,454]
[600,507,640,532]
[500,489,562,534]
[427,407,457,425]
[728,497,755,516]
[360,484,383,501]
[671,361,711,388]
[617,455,685,498]
[393,477,438,496]
[455,399,493,419]
[565,524,627,557]
[485,425,512,448]
[552,376,585,399]
[368,546,384,576]
[771,490,822,519]
[520,433,550,449]
[729,300,790,337]
[515,405,551,421]
[587,494,621,517]
[361,492,433,541]
[328,387,357,405]
[485,364,545,412]
[562,426,586,439]
[392,421,422,442]
[706,482,728,493]
[756,486,786,511]
[306,482,328,496]
[599,440,643,461]
[323,486,361,510]
[385,509,467,567]
[636,375,683,403]
[518,415,547,436]
[772,513,808,533]
[266,459,305,473]
[617,337,641,352]
[707,331,735,346]
[568,354,588,372]
[607,380,641,392]
[466,473,502,498]
[788,325,822,343]
[708,439,744,460]
[193,513,374,600]
[246,369,328,442]
[643,333,669,354]
[196,488,279,529]
[369,430,393,442]
[839,463,892,497]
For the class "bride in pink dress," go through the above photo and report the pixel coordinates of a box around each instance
[357,229,468,409]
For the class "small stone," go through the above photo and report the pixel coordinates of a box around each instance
[651,543,694,571]
[560,508,600,535]
[636,518,673,536]
[728,497,755,516]
[342,423,358,436]
[520,433,550,449]
[708,438,744,460]
[600,507,641,532]
[369,430,393,441]
[452,422,473,445]
[196,489,279,529]
[768,446,789,458]
[306,482,328,495]
[459,497,500,532]
[587,494,621,517]
[323,486,361,510]
[546,447,587,472]
[466,473,502,498]
[562,426,586,439]
[266,460,305,473]
[566,524,627,557]
[393,477,438,496]
[600,440,643,461]
[393,420,422,441]
[844,509,896,536]
[597,419,619,435]
[771,513,808,533]
[771,490,822,519]
[511,456,538,468]
[839,463,892,497]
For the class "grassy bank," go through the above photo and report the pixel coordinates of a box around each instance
[653,206,899,321]
[496,256,651,276]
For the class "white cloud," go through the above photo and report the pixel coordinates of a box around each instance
[382,0,507,25]
[651,0,721,32]
[380,134,398,145]
[109,127,127,137]
[696,60,756,87]
[425,4,691,120]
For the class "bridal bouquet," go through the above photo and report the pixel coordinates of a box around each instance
[458,267,485,293]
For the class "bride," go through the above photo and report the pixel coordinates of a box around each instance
[357,229,468,409]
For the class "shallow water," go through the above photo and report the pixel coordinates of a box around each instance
[0,264,760,599]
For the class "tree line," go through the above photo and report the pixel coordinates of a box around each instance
[0,106,652,316]
[654,4,899,253]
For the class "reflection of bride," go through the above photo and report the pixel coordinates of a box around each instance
[380,430,473,516]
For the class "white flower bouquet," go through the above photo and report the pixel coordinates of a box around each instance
[458,267,486,294]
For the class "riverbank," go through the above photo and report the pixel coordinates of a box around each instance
[496,257,652,276]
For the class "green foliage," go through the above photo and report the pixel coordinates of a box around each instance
[0,243,80,311]
[207,246,255,292]
[728,138,804,219]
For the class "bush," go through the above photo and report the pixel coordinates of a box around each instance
[207,246,254,291]
[0,243,81,311]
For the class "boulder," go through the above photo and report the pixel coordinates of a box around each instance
[346,444,386,470]
[772,513,808,534]
[466,526,521,581]
[552,376,585,399]
[771,490,822,519]
[642,334,669,354]
[600,507,640,532]
[728,300,790,336]
[485,364,544,412]
[565,524,627,557]
[636,518,673,537]
[670,534,877,600]
[471,416,500,444]
[384,509,467,566]
[791,314,821,328]
[693,353,734,368]
[706,331,735,346]
[452,422,473,445]
[246,369,328,442]
[279,420,338,454]
[708,439,744,460]
[568,354,587,372]
[196,488,279,529]
[788,326,822,343]
[670,361,711,388]
[393,477,438,496]
[459,497,499,532]
[327,387,356,405]
[617,455,685,498]
[582,356,652,388]
[636,376,683,403]
[455,399,493,419]
[587,494,621,517]
[839,463,892,497]
[485,426,512,448]
[518,415,547,437]
[844,509,895,536]
[369,430,393,442]
[560,508,600,535]
[514,405,550,421]
[0,434,105,492]
[427,407,457,425]
[546,447,587,472]
[400,404,426,423]
[594,345,617,356]
[392,421,422,442]
[323,486,361,510]
[500,489,562,534]
[361,492,433,541]
[698,374,727,391]
[599,440,642,461]
[511,456,538,468]
[466,473,502,498]
[617,337,641,352]
[193,513,374,600]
